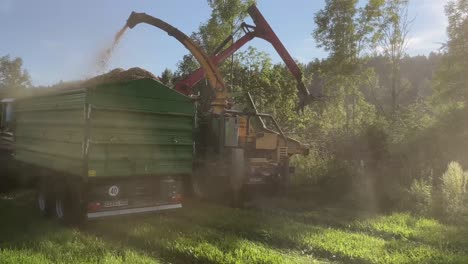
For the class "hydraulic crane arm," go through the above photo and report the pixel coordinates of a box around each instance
[125,12,228,114]
[174,30,256,95]
[247,5,310,102]
[174,4,314,110]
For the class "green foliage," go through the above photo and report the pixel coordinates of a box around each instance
[290,148,332,185]
[432,0,468,108]
[229,47,307,129]
[403,178,433,215]
[302,0,458,212]
[0,55,31,97]
[380,105,468,209]
[296,0,468,219]
[445,0,468,58]
[377,0,411,114]
[175,54,200,77]
[306,69,379,135]
[313,0,385,73]
[440,162,467,220]
[176,0,256,85]
[378,0,410,52]
[388,100,436,143]
[195,0,255,54]
[160,68,174,87]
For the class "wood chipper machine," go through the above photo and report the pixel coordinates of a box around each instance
[123,4,315,205]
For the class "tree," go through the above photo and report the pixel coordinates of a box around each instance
[176,0,255,86]
[229,47,305,130]
[378,0,412,114]
[194,0,255,54]
[175,54,200,77]
[446,0,468,60]
[0,55,31,97]
[314,0,385,74]
[432,0,468,108]
[313,0,385,132]
[363,54,442,115]
[160,68,174,87]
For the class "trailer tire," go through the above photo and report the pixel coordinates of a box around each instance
[54,181,86,226]
[192,165,231,203]
[37,178,54,217]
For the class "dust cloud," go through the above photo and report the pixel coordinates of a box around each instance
[96,25,128,73]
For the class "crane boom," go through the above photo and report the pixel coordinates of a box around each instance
[125,12,229,114]
[174,4,314,110]
[174,31,256,95]
[247,5,309,100]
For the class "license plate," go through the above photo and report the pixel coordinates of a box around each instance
[103,200,129,208]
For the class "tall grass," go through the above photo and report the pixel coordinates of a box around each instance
[1,191,468,264]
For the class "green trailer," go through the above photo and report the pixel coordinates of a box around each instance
[13,78,194,223]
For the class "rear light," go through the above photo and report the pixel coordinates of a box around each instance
[171,194,183,203]
[87,202,102,212]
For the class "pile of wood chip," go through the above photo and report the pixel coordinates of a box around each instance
[14,68,160,98]
[61,67,159,90]
[84,67,159,87]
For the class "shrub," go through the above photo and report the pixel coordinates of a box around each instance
[403,178,432,215]
[440,162,466,220]
[290,149,330,185]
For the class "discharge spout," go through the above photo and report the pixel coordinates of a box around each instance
[124,11,229,114]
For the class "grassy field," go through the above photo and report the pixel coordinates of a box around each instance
[1,190,468,264]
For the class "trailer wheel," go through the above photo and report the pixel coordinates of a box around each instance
[192,165,231,202]
[55,196,65,220]
[37,178,54,217]
[54,181,86,226]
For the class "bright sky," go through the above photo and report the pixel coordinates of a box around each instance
[0,0,448,86]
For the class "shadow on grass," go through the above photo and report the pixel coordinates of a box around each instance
[81,202,373,264]
[2,191,468,264]
[83,216,221,264]
[0,191,53,246]
[0,192,160,263]
[0,192,310,264]
[83,212,313,264]
[158,202,468,264]
[349,213,468,254]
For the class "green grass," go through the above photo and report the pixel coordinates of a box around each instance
[0,191,467,264]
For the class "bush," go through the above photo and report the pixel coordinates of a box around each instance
[403,178,432,215]
[440,162,466,220]
[291,149,330,185]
